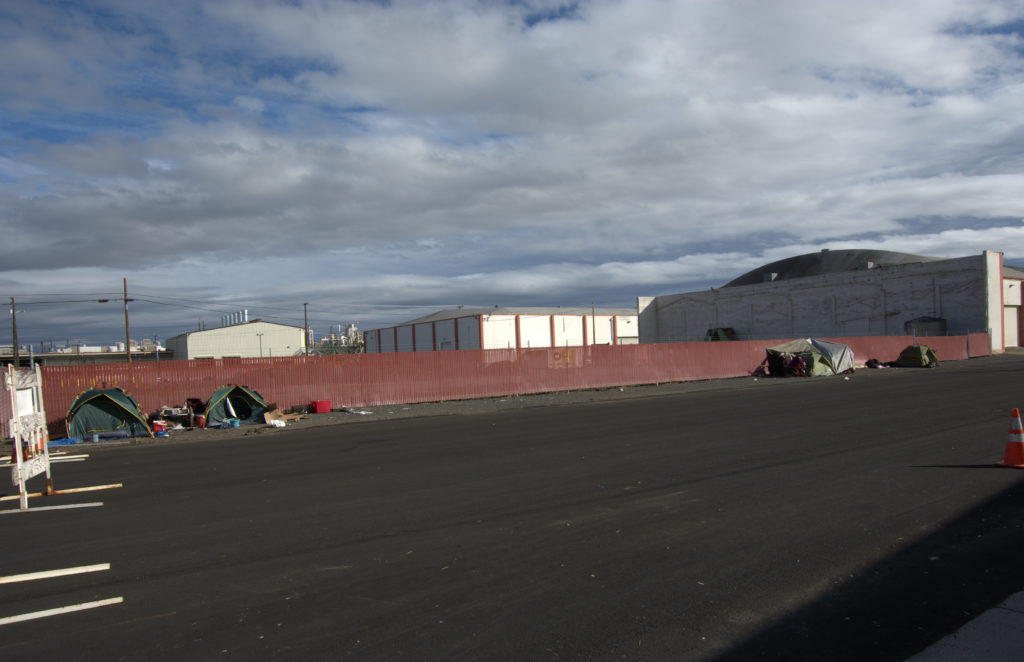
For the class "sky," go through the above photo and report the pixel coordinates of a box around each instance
[2,0,1024,349]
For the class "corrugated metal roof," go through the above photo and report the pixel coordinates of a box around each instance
[165,319,304,342]
[1005,264,1024,279]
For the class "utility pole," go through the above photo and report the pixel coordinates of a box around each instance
[10,297,18,368]
[123,277,131,363]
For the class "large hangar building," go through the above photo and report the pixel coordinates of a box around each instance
[638,250,1022,352]
[166,319,307,359]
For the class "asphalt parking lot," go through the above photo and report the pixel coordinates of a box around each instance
[3,353,1024,661]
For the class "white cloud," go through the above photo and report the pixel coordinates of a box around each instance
[1,0,1023,342]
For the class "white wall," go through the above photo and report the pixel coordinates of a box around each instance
[553,315,584,347]
[483,315,518,349]
[1004,278,1022,348]
[590,315,616,344]
[482,313,637,349]
[986,251,1005,350]
[1005,279,1023,306]
[518,315,553,348]
[615,315,639,344]
[180,321,305,359]
[640,252,999,350]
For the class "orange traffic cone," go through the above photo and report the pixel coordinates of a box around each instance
[998,408,1024,468]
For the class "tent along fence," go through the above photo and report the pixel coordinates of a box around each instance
[0,332,990,439]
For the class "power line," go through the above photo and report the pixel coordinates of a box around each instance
[4,289,468,314]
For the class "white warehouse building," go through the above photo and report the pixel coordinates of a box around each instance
[166,319,307,360]
[639,249,1022,352]
[364,307,639,353]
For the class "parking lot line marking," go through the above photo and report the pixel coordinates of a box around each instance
[0,597,123,626]
[0,502,104,514]
[0,564,110,585]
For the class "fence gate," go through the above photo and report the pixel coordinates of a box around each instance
[6,365,52,511]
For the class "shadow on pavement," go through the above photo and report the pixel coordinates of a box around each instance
[706,477,1024,662]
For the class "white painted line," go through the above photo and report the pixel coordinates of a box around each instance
[51,458,87,463]
[0,502,104,515]
[0,564,110,585]
[0,596,123,626]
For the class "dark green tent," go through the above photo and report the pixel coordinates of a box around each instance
[204,385,268,427]
[67,388,153,438]
[896,344,940,367]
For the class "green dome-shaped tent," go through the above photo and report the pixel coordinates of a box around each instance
[67,388,153,438]
[762,338,855,377]
[204,385,269,427]
[896,344,940,367]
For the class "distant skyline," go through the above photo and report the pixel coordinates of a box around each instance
[3,0,1024,346]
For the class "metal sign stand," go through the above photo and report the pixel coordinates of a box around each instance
[6,364,53,511]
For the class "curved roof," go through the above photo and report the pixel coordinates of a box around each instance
[723,249,945,287]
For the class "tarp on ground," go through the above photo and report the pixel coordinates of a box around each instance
[204,385,269,427]
[763,338,855,377]
[896,344,940,367]
[67,388,153,438]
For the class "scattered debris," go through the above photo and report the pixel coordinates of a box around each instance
[264,409,305,425]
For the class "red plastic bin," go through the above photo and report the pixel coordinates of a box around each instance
[312,400,331,414]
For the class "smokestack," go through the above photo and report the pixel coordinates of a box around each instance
[243,309,249,323]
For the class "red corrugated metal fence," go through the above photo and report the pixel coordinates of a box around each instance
[0,333,990,439]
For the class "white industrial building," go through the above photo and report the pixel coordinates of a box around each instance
[639,249,1022,352]
[166,319,306,359]
[364,307,639,353]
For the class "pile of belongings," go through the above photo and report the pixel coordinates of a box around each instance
[756,338,855,377]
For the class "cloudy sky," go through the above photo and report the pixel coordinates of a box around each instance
[2,0,1024,348]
